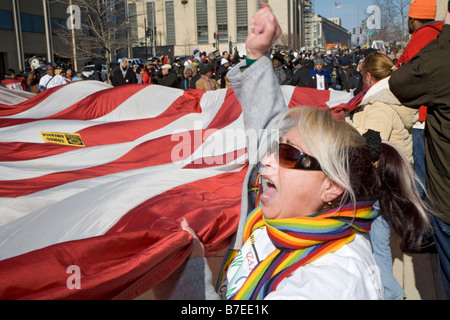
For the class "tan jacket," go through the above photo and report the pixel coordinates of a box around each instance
[346,77,418,164]
[195,76,220,91]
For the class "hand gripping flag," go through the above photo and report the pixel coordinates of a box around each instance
[0,82,353,299]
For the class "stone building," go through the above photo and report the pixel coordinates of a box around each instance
[126,0,304,57]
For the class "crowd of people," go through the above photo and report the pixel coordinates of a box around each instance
[0,37,396,97]
[110,51,236,90]
[0,62,102,93]
[1,0,448,301]
[0,41,398,100]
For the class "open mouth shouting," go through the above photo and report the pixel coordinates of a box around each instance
[260,176,278,205]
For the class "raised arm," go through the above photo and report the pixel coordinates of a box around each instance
[226,4,286,163]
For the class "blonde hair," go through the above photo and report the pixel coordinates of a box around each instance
[361,53,397,81]
[279,106,368,209]
[278,106,432,251]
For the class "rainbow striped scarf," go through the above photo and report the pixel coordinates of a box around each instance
[217,201,376,300]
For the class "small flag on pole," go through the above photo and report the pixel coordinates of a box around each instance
[334,2,342,9]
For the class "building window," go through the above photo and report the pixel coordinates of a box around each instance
[196,0,208,44]
[51,18,68,35]
[128,2,138,42]
[216,0,227,43]
[146,2,155,31]
[21,13,45,34]
[166,1,175,45]
[258,0,268,9]
[236,0,247,43]
[0,10,13,31]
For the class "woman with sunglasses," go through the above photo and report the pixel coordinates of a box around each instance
[154,4,431,300]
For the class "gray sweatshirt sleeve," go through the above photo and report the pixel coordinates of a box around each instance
[226,54,288,250]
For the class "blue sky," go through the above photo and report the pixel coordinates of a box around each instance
[314,0,378,31]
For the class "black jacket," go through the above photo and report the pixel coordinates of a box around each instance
[88,71,105,82]
[289,66,312,87]
[347,71,363,95]
[180,75,200,90]
[389,24,450,224]
[158,71,179,88]
[111,67,137,86]
[216,65,230,88]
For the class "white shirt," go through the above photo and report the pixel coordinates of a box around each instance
[219,227,385,300]
[39,74,67,90]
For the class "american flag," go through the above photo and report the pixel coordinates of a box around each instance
[334,2,343,9]
[0,81,353,299]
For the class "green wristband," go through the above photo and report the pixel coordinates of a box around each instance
[240,56,258,72]
[245,56,258,67]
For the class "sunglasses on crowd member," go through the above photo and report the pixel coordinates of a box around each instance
[274,142,322,171]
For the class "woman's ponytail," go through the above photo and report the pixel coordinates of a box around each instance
[376,142,433,252]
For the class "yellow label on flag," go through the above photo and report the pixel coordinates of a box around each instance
[40,132,85,147]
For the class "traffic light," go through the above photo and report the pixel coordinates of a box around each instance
[353,28,356,34]
[360,27,362,34]
[213,32,220,40]
[357,37,360,44]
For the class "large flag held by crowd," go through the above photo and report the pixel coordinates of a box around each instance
[0,81,353,299]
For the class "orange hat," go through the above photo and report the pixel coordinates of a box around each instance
[408,0,436,20]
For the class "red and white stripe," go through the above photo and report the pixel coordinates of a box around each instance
[0,82,352,299]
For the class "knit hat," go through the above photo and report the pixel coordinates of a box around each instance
[185,65,194,73]
[199,64,212,75]
[324,56,333,65]
[161,64,172,70]
[408,0,436,20]
[272,52,285,63]
[221,58,229,65]
[314,58,324,66]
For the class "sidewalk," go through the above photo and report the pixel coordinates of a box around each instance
[391,235,447,300]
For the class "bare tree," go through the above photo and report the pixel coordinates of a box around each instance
[375,0,410,49]
[50,0,139,80]
[277,33,299,50]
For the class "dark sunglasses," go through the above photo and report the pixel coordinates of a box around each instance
[276,142,322,171]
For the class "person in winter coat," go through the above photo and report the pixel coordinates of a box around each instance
[88,64,106,82]
[289,59,313,87]
[1,69,26,91]
[346,53,418,163]
[111,58,137,86]
[396,0,443,68]
[142,64,157,85]
[396,0,444,200]
[195,64,220,91]
[26,67,41,94]
[335,58,350,91]
[272,52,292,85]
[389,8,450,298]
[216,58,231,88]
[172,56,185,85]
[306,59,332,90]
[179,65,199,90]
[346,59,364,95]
[38,64,67,91]
[346,52,420,300]
[157,64,179,88]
